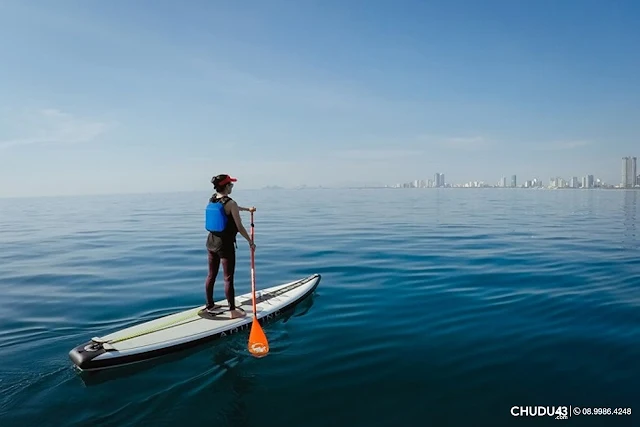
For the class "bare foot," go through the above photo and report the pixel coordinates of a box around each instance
[205,304,223,314]
[229,308,246,319]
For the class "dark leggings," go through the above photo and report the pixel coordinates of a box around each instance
[205,249,236,310]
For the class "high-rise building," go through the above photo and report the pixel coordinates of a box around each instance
[500,176,507,187]
[511,175,517,188]
[434,173,445,187]
[587,175,594,188]
[570,177,578,188]
[622,156,637,187]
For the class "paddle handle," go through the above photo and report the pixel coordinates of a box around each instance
[250,211,257,316]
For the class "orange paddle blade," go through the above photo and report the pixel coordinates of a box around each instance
[248,317,269,357]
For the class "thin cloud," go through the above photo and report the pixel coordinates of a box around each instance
[416,134,494,150]
[194,59,392,114]
[534,140,591,150]
[0,109,109,150]
[8,4,411,116]
[444,136,491,149]
[332,148,424,161]
[330,136,492,161]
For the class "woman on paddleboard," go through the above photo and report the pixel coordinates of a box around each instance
[204,174,256,318]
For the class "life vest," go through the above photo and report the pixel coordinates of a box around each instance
[205,196,231,233]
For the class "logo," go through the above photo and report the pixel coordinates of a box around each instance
[250,343,268,353]
[511,406,569,420]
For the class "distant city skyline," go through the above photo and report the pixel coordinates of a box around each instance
[390,156,640,189]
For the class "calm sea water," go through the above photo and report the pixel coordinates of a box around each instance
[0,188,638,426]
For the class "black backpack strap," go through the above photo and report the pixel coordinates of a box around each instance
[209,195,233,205]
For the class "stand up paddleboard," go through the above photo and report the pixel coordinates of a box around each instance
[69,274,321,371]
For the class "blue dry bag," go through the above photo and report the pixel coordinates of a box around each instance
[205,199,228,232]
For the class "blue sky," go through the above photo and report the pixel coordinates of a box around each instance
[0,0,638,196]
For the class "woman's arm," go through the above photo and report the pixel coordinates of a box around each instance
[229,201,253,245]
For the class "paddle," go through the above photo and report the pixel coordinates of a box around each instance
[248,210,269,357]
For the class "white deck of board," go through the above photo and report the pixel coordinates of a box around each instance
[90,275,319,361]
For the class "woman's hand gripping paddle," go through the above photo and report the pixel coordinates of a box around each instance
[248,210,269,357]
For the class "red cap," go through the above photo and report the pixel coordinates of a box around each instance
[211,174,237,186]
